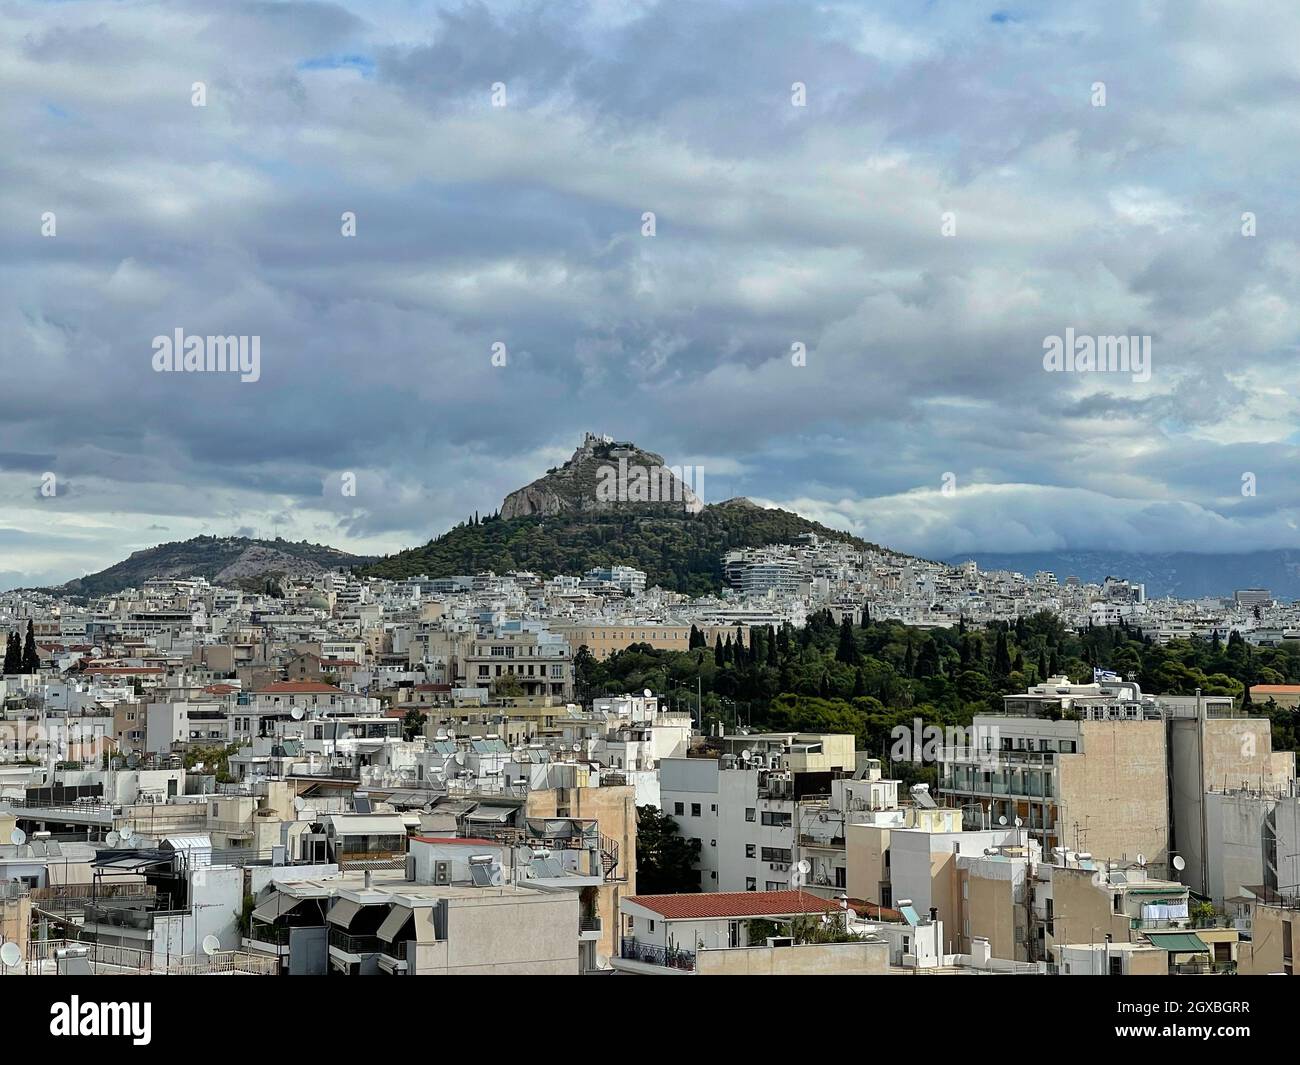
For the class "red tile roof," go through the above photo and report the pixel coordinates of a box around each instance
[1251,684,1300,693]
[624,890,842,920]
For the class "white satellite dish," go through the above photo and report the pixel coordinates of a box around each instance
[1137,853,1146,867]
[796,859,811,875]
[201,935,221,957]
[120,827,134,843]
[10,828,26,846]
[293,797,306,812]
[0,941,21,969]
[595,953,609,969]
[572,743,581,752]
[447,729,457,741]
[642,688,652,698]
[998,816,1008,826]
[290,707,304,720]
[1013,817,1023,828]
[1172,855,1186,872]
[105,831,121,847]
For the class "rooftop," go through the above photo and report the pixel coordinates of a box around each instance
[624,890,842,920]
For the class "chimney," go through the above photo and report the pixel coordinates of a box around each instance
[364,870,372,889]
[929,907,938,924]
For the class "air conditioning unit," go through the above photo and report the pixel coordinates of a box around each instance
[433,860,452,886]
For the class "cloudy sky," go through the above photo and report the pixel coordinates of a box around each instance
[3,0,1300,588]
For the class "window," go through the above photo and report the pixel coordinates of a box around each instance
[746,877,757,891]
[746,844,756,858]
[761,847,793,863]
[691,803,701,818]
[648,920,655,932]
[673,802,684,816]
[745,808,756,822]
[710,804,717,813]
[761,811,791,828]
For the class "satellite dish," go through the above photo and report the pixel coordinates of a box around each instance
[447,729,457,741]
[643,689,652,699]
[120,827,134,843]
[0,942,21,969]
[1172,855,1186,872]
[572,743,581,752]
[796,859,811,875]
[201,935,221,957]
[294,797,306,812]
[290,707,304,720]
[1013,817,1023,828]
[1137,853,1146,867]
[595,953,609,969]
[998,816,1008,826]
[788,868,807,889]
[10,829,26,846]
[105,831,121,847]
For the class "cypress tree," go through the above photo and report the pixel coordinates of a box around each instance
[21,620,39,674]
[836,616,859,665]
[2,633,19,674]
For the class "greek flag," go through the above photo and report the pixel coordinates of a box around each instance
[1093,668,1120,682]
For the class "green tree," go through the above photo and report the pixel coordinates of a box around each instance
[402,707,428,742]
[2,632,20,675]
[635,805,702,894]
[21,620,39,673]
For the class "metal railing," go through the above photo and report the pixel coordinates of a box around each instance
[328,928,382,955]
[619,937,696,971]
[24,938,278,975]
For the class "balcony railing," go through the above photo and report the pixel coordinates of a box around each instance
[580,915,603,933]
[620,937,695,971]
[328,928,382,955]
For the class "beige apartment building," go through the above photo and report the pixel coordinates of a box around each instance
[940,715,1170,873]
[551,623,751,661]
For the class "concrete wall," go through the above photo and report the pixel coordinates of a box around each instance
[696,938,889,975]
[1058,721,1167,872]
[963,864,1022,960]
[1238,903,1293,975]
[846,824,891,906]
[435,891,579,975]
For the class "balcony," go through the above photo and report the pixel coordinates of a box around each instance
[580,915,603,940]
[618,937,696,972]
[328,928,382,957]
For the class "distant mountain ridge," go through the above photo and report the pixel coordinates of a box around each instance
[55,536,373,598]
[359,432,881,594]
[947,549,1300,601]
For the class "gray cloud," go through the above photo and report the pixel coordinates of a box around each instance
[2,0,1299,587]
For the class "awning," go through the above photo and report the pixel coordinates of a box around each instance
[1143,932,1209,953]
[377,905,412,943]
[412,908,439,945]
[464,805,514,824]
[252,893,303,924]
[327,898,360,928]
